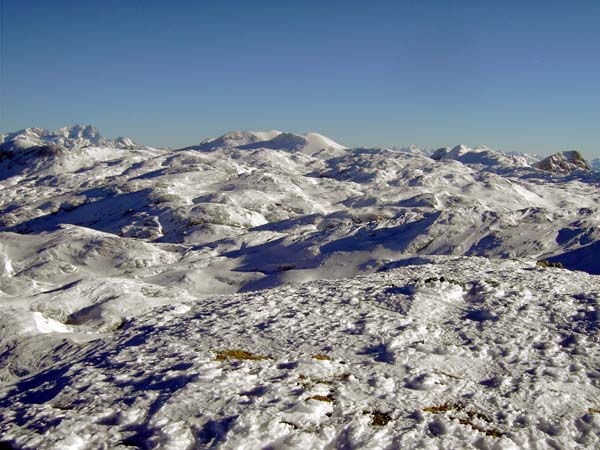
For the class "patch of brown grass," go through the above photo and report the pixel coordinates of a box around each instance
[312,354,331,361]
[423,402,502,437]
[423,402,460,414]
[363,410,392,426]
[453,417,503,437]
[536,260,564,269]
[215,349,268,361]
[306,394,335,403]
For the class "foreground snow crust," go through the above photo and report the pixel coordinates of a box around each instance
[1,257,599,450]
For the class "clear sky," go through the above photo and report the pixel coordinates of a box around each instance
[1,0,599,156]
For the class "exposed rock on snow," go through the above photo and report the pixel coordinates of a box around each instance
[533,150,591,174]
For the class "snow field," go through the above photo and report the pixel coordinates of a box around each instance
[1,257,598,449]
[1,127,600,449]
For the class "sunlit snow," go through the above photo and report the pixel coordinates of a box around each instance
[0,126,599,449]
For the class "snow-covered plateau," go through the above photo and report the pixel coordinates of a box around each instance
[0,126,599,449]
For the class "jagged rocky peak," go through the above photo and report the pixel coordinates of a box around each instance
[533,150,591,174]
[0,125,138,152]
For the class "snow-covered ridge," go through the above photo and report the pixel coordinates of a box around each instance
[0,125,137,152]
[183,130,347,155]
[431,144,533,168]
[184,130,283,151]
[0,125,143,180]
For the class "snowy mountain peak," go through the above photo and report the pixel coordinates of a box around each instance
[61,124,101,141]
[188,130,283,151]
[450,143,471,154]
[393,144,428,155]
[219,129,283,144]
[0,125,140,180]
[301,132,346,154]
[430,144,532,168]
[533,150,591,174]
[184,130,346,154]
[237,132,308,151]
[0,125,138,152]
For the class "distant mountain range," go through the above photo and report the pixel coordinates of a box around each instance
[0,125,137,151]
[2,124,597,172]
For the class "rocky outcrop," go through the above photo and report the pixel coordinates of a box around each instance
[533,150,591,174]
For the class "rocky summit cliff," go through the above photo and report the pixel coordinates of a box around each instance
[533,150,591,174]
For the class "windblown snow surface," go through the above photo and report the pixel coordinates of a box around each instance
[0,127,599,449]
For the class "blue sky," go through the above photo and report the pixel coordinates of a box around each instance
[1,0,599,156]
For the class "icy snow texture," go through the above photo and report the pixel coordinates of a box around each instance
[0,127,599,449]
[1,257,599,449]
